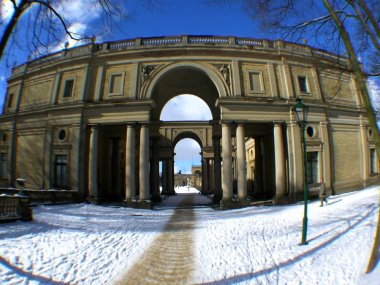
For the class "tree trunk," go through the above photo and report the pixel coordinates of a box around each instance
[323,0,380,274]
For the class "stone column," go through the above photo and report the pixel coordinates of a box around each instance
[125,124,135,201]
[167,158,174,194]
[222,123,233,200]
[208,159,214,193]
[201,157,209,194]
[274,122,286,200]
[162,159,167,194]
[88,125,99,201]
[254,137,263,194]
[139,124,150,201]
[213,137,222,201]
[236,123,247,199]
[151,136,161,202]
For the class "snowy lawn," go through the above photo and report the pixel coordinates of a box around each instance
[0,186,379,285]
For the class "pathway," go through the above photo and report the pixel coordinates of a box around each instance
[114,193,212,284]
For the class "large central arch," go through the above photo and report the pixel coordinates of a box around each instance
[146,62,226,120]
[144,63,225,203]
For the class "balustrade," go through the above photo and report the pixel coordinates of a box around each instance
[0,195,32,222]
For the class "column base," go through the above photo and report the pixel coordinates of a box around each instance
[220,198,251,210]
[124,199,153,209]
[135,200,153,209]
[86,197,102,204]
[124,198,136,207]
[274,195,292,204]
[151,194,162,203]
[213,193,222,204]
[161,191,176,195]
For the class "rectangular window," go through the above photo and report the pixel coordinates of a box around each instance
[298,76,309,93]
[370,149,378,175]
[63,79,74,98]
[307,151,318,184]
[7,93,13,108]
[109,74,123,95]
[248,71,263,92]
[54,154,68,188]
[0,152,7,181]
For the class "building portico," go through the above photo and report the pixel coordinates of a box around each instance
[0,35,377,207]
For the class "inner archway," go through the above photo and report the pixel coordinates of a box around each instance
[173,138,201,194]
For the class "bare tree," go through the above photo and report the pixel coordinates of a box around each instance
[208,0,380,273]
[0,0,124,62]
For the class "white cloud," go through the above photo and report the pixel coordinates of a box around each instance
[160,94,213,121]
[40,0,106,52]
[368,78,380,109]
[0,0,15,22]
[54,0,102,24]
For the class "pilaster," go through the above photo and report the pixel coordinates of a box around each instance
[94,65,104,102]
[51,71,62,105]
[360,121,369,186]
[281,59,294,99]
[320,122,332,193]
[231,60,242,97]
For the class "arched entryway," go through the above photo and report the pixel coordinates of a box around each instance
[89,62,279,208]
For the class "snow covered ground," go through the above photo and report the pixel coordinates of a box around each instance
[0,186,379,285]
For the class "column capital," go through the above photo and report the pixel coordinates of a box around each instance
[125,121,138,127]
[220,120,234,126]
[88,123,100,129]
[273,121,285,126]
[138,121,151,126]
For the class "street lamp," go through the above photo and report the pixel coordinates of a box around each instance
[292,97,309,245]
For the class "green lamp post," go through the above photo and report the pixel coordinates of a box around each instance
[292,98,309,245]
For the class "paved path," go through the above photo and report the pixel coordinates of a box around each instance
[115,194,211,285]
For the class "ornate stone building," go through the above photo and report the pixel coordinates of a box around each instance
[173,166,202,190]
[0,35,378,206]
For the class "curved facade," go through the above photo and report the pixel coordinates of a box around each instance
[0,35,378,205]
